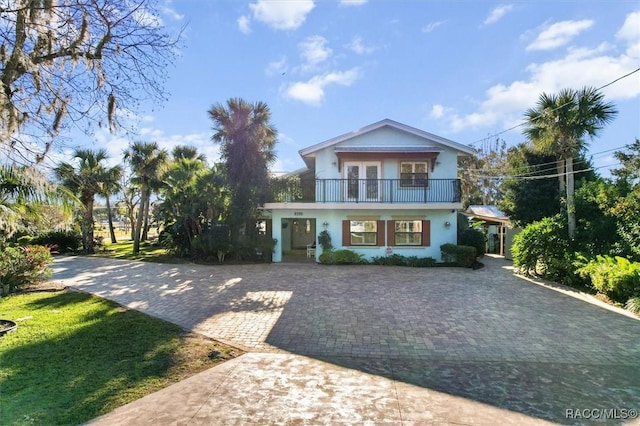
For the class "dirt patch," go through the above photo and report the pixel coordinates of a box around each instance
[167,333,244,381]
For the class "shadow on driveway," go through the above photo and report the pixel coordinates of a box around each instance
[51,256,640,424]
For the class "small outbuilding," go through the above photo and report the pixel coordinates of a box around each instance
[463,205,513,257]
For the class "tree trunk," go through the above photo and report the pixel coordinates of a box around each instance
[133,185,147,254]
[106,195,117,244]
[82,196,95,253]
[557,157,565,198]
[566,155,576,239]
[141,192,150,241]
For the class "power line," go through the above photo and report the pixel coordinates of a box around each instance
[459,144,630,177]
[466,67,640,146]
[471,162,621,182]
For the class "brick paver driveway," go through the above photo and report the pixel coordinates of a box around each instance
[52,256,640,423]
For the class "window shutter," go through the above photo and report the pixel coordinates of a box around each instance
[422,220,431,246]
[342,220,350,246]
[266,219,272,237]
[377,220,385,246]
[387,220,395,246]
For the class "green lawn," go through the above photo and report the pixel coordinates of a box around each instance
[96,239,187,263]
[0,290,239,425]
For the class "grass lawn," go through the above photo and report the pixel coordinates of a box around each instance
[0,290,242,425]
[95,239,186,263]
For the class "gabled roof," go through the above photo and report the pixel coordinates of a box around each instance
[299,119,475,158]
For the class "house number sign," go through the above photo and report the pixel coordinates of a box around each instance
[294,212,304,216]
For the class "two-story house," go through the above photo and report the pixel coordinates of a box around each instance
[262,119,474,262]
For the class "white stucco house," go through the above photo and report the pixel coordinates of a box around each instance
[261,119,475,263]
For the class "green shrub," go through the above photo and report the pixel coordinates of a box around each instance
[626,297,640,316]
[370,254,436,267]
[371,254,408,266]
[191,225,232,261]
[317,230,333,251]
[458,228,485,257]
[511,215,573,280]
[406,256,436,267]
[576,255,640,303]
[16,235,34,245]
[0,245,53,294]
[440,243,476,268]
[319,249,364,265]
[29,230,82,253]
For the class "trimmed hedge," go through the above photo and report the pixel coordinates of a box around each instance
[370,254,436,267]
[26,230,82,254]
[440,243,476,268]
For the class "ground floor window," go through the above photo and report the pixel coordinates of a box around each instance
[394,220,422,245]
[387,219,431,247]
[342,219,385,246]
[350,220,377,245]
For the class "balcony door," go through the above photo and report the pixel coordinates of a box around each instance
[343,161,381,202]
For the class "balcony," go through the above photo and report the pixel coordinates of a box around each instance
[268,178,462,204]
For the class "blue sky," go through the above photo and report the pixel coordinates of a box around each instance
[85,0,639,176]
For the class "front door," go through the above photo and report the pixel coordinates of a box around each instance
[344,161,381,202]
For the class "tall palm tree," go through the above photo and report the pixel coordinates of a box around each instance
[55,149,118,253]
[523,87,617,238]
[124,141,168,254]
[208,98,277,243]
[100,165,123,244]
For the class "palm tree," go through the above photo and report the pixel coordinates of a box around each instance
[55,149,118,253]
[100,165,123,244]
[0,164,72,242]
[171,145,207,162]
[523,87,617,238]
[208,98,277,243]
[124,141,168,254]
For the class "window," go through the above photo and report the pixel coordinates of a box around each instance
[387,220,431,247]
[342,220,385,246]
[400,161,429,187]
[350,220,377,245]
[394,220,422,245]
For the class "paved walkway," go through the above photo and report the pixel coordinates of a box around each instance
[49,256,640,425]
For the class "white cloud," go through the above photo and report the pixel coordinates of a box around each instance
[265,56,288,76]
[422,21,445,33]
[298,35,332,69]
[284,68,361,105]
[133,8,163,27]
[483,5,513,25]
[345,36,375,55]
[160,0,184,20]
[237,15,251,34]
[429,104,446,119]
[526,19,594,51]
[339,0,367,5]
[249,0,315,31]
[432,17,640,133]
[616,10,640,57]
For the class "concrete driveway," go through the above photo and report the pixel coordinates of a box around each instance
[50,256,640,425]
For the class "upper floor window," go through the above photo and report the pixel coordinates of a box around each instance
[400,161,429,187]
